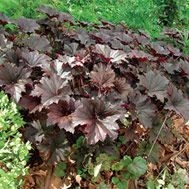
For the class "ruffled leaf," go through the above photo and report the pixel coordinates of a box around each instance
[95,44,127,63]
[134,95,156,128]
[24,34,52,52]
[31,74,71,107]
[0,63,31,102]
[90,63,115,91]
[165,85,189,121]
[16,17,40,33]
[48,100,75,133]
[139,70,169,102]
[72,98,121,144]
[22,50,51,67]
[127,50,155,62]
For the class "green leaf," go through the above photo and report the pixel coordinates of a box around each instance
[121,155,132,167]
[96,153,113,171]
[75,136,85,149]
[127,156,147,178]
[97,182,110,189]
[54,162,67,177]
[111,162,124,171]
[112,177,127,189]
[147,180,157,189]
[167,183,175,189]
[112,177,120,184]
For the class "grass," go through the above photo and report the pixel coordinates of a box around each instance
[0,0,160,37]
[0,0,188,38]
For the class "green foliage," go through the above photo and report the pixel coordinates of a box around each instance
[154,0,178,27]
[0,0,51,19]
[0,0,188,37]
[0,0,160,37]
[147,168,189,189]
[0,91,31,189]
[111,156,147,188]
[112,177,127,189]
[127,156,147,178]
[54,162,67,177]
[154,0,189,29]
[84,153,147,187]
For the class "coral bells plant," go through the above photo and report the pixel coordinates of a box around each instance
[0,6,189,187]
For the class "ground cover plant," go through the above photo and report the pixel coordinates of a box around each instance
[0,91,31,189]
[0,6,189,188]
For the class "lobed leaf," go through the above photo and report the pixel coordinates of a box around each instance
[31,74,71,108]
[72,98,121,144]
[139,70,169,102]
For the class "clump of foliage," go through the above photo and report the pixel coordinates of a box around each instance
[154,0,178,27]
[0,6,189,187]
[147,168,189,189]
[153,0,189,29]
[0,91,31,189]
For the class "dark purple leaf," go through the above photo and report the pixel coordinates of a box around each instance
[163,58,180,74]
[24,35,52,52]
[0,62,31,101]
[37,130,70,164]
[5,83,26,102]
[64,42,79,56]
[165,85,189,121]
[0,12,10,25]
[109,39,130,51]
[31,74,71,107]
[90,63,115,91]
[133,95,156,128]
[43,59,72,80]
[91,30,112,43]
[134,33,150,46]
[57,12,73,22]
[22,50,51,67]
[179,59,189,78]
[19,94,42,113]
[73,29,91,45]
[95,44,127,63]
[29,120,46,143]
[127,50,155,62]
[72,98,121,144]
[5,48,23,65]
[38,5,73,22]
[0,34,12,50]
[167,45,181,57]
[163,28,182,40]
[37,5,59,17]
[16,17,40,33]
[150,42,170,55]
[0,63,30,85]
[58,53,89,68]
[113,77,133,99]
[115,32,133,44]
[48,100,75,133]
[139,70,169,102]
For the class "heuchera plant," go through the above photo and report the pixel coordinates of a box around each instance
[0,5,189,170]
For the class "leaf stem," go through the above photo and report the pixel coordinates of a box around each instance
[147,113,170,158]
